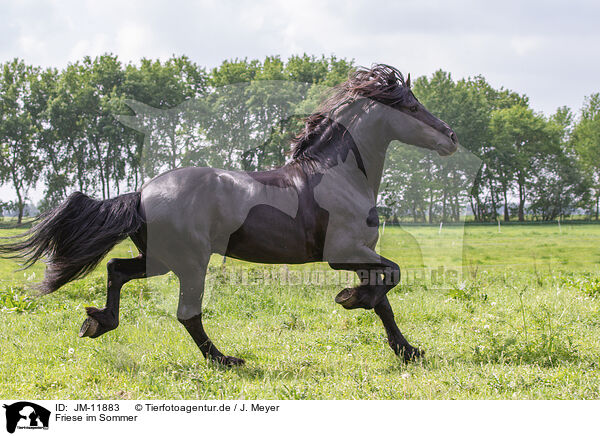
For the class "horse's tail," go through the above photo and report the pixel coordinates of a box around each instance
[0,191,144,294]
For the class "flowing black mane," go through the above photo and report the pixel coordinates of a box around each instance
[291,64,409,159]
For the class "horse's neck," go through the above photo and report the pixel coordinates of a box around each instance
[338,112,389,196]
[354,136,388,195]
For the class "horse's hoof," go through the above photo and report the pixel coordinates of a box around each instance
[335,287,373,310]
[213,356,245,367]
[335,288,359,309]
[79,317,100,338]
[401,346,424,362]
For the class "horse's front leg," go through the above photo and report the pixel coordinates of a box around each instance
[330,257,422,361]
[374,296,423,361]
[330,255,400,310]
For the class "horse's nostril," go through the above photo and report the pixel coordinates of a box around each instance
[450,131,458,143]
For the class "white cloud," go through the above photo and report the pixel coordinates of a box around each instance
[510,36,544,57]
[68,34,110,64]
[17,35,46,56]
[116,23,154,61]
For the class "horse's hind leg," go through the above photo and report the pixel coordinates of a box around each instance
[179,315,245,367]
[374,296,422,361]
[79,255,168,338]
[177,267,244,367]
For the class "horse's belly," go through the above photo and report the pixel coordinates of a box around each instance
[225,204,323,264]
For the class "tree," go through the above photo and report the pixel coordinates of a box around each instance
[381,146,432,223]
[29,67,60,212]
[459,76,527,222]
[528,151,589,220]
[490,105,561,221]
[525,107,588,220]
[123,56,208,181]
[0,59,43,223]
[44,60,94,197]
[572,93,600,219]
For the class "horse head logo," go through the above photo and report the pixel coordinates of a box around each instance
[3,402,50,434]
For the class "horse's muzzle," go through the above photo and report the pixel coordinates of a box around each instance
[437,129,458,156]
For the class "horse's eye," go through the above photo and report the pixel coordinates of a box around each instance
[410,105,418,112]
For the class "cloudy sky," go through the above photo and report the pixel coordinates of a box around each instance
[1,0,599,116]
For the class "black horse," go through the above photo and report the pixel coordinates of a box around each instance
[0,65,458,365]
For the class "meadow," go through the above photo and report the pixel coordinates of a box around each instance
[0,222,599,399]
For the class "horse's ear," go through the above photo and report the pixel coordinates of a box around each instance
[406,73,411,88]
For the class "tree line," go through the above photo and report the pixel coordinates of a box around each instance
[0,54,598,224]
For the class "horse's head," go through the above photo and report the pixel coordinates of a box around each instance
[353,64,458,156]
[385,74,458,156]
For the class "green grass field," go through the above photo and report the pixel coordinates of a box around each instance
[0,223,599,399]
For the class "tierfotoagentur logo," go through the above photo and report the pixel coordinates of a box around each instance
[2,402,50,433]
